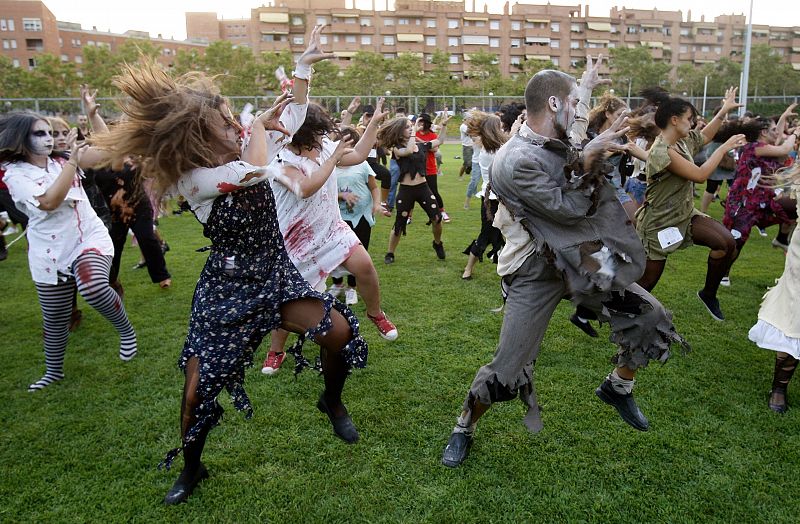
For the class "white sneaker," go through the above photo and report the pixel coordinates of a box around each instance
[326,283,344,299]
[441,211,451,223]
[345,288,358,305]
[720,276,731,287]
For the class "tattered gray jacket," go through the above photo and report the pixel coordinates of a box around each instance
[489,127,645,296]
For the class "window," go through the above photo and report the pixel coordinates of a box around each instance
[714,46,721,54]
[475,20,485,27]
[551,22,560,32]
[28,57,36,68]
[399,18,409,25]
[570,23,583,32]
[570,41,580,49]
[552,57,559,66]
[511,21,521,31]
[608,42,616,48]
[1,40,8,49]
[8,19,14,31]
[662,27,671,36]
[26,38,43,51]
[75,55,82,64]
[261,34,286,42]
[87,40,95,46]
[292,36,304,45]
[383,53,396,59]
[551,40,560,48]
[680,28,689,36]
[426,36,436,46]
[449,54,459,64]
[384,18,395,26]
[361,18,372,27]
[23,18,42,31]
[316,17,328,25]
[490,20,500,30]
[291,16,303,26]
[425,54,432,64]
[0,19,6,31]
[12,58,19,67]
[490,38,500,48]
[511,38,520,48]
[344,17,356,25]
[448,19,459,29]
[361,35,371,45]
[610,25,618,33]
[320,35,329,44]
[680,45,688,53]
[426,19,436,28]
[448,37,459,47]
[71,38,81,47]
[701,45,709,52]
[345,35,356,43]
[627,26,638,34]
[332,35,340,43]
[383,35,395,45]
[510,56,521,65]
[10,39,17,49]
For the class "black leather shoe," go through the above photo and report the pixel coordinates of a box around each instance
[317,394,359,443]
[570,313,599,338]
[595,379,649,431]
[768,387,789,414]
[441,431,473,468]
[163,463,209,505]
[432,241,446,260]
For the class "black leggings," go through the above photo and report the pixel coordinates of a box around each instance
[109,199,171,284]
[464,198,503,262]
[393,183,442,235]
[332,216,371,287]
[637,215,736,298]
[425,175,444,210]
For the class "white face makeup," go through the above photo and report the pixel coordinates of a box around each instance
[551,84,579,140]
[28,120,54,157]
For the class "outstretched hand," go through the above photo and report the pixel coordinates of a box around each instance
[298,25,336,66]
[80,84,100,117]
[579,55,612,93]
[583,110,630,168]
[721,86,742,114]
[256,91,295,135]
[371,97,389,124]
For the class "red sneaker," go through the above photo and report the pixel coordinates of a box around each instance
[261,351,286,375]
[368,311,398,341]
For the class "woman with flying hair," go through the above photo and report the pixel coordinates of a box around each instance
[749,163,800,413]
[460,111,515,280]
[260,100,397,376]
[93,27,369,505]
[0,111,138,391]
[379,115,449,263]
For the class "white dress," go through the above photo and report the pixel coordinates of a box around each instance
[749,194,800,358]
[270,137,360,290]
[4,158,113,284]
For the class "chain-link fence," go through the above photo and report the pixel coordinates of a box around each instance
[3,94,799,120]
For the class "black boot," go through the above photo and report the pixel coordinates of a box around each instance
[769,354,798,414]
[441,431,473,468]
[164,463,209,505]
[317,393,359,443]
[595,379,649,431]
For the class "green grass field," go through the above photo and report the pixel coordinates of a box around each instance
[2,143,799,522]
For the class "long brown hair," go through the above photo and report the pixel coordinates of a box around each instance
[91,60,239,196]
[466,111,507,153]
[377,117,410,149]
[587,93,626,133]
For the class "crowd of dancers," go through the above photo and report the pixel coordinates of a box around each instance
[2,27,799,504]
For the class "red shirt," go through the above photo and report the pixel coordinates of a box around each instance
[0,168,6,190]
[415,130,438,175]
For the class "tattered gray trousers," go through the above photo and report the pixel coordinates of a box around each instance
[463,251,683,433]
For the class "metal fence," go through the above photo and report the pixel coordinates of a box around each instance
[3,94,800,119]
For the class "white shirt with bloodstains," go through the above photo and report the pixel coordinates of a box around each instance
[4,157,113,284]
[270,136,360,291]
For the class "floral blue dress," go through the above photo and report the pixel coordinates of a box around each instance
[160,161,368,469]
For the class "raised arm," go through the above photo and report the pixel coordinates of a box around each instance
[339,98,389,166]
[776,103,798,143]
[392,132,417,158]
[702,87,741,145]
[339,96,360,128]
[429,108,451,148]
[36,143,89,211]
[570,55,611,146]
[274,137,353,198]
[292,25,335,105]
[242,92,294,166]
[755,132,797,158]
[80,84,108,135]
[666,133,747,183]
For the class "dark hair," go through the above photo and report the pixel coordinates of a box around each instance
[716,117,772,143]
[498,102,525,133]
[466,111,507,153]
[395,107,407,114]
[524,70,575,115]
[377,117,410,149]
[417,113,433,131]
[0,111,52,164]
[339,125,361,144]
[291,103,339,152]
[640,87,698,130]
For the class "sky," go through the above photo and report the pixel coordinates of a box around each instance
[43,0,790,42]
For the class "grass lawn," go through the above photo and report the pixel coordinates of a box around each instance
[2,143,799,522]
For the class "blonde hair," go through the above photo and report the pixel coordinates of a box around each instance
[588,93,626,132]
[465,111,507,153]
[48,117,70,133]
[91,60,238,196]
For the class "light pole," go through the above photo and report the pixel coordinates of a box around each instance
[739,0,754,116]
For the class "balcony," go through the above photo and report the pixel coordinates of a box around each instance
[329,22,363,34]
[331,42,362,52]
[693,50,719,62]
[693,33,716,44]
[396,42,425,53]
[524,26,551,38]
[462,26,492,37]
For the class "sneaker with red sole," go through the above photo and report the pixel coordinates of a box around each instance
[368,311,398,341]
[261,351,286,375]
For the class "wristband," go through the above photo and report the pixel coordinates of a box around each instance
[293,63,312,80]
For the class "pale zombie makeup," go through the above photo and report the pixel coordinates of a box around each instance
[28,120,54,157]
[552,86,579,140]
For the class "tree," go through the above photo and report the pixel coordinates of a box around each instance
[389,53,424,98]
[466,49,500,100]
[609,46,671,96]
[340,51,386,96]
[0,56,28,99]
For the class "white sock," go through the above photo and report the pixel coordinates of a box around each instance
[607,369,635,395]
[453,412,476,435]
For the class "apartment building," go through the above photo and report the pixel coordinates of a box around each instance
[0,0,206,71]
[186,0,800,79]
